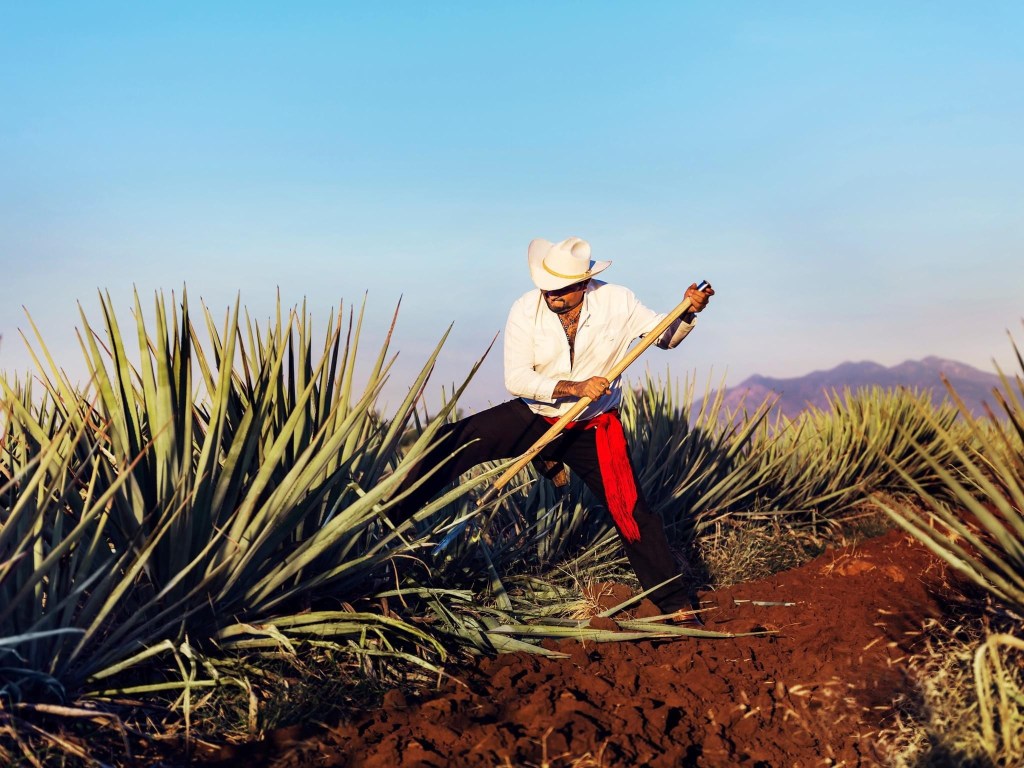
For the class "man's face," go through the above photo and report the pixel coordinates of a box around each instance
[542,280,589,314]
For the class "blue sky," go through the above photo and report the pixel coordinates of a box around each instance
[2,2,1022,413]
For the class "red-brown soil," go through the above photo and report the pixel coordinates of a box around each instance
[218,530,953,767]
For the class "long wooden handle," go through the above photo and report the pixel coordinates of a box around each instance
[476,280,710,507]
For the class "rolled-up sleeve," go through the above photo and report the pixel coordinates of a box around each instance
[503,297,560,403]
[655,314,697,349]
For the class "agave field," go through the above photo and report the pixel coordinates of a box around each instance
[1,293,1022,767]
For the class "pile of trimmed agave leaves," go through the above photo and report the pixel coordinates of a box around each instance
[1,293,1021,763]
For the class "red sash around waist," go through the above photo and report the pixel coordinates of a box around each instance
[541,409,640,542]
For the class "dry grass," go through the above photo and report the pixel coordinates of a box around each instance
[695,504,899,589]
[566,580,621,622]
[875,616,1024,768]
[697,517,817,587]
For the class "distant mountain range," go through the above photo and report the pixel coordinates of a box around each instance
[717,356,1007,419]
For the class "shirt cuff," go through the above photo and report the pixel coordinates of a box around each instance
[507,372,562,404]
[532,377,561,403]
[656,315,697,349]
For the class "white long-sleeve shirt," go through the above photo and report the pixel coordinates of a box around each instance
[503,280,695,420]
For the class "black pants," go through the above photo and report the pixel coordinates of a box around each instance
[390,399,692,613]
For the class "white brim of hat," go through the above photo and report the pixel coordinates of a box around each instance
[527,238,611,291]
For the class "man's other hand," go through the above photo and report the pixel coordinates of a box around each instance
[685,282,715,313]
[554,377,611,400]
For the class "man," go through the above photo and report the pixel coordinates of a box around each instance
[391,237,714,616]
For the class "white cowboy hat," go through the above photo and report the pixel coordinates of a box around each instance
[527,237,611,291]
